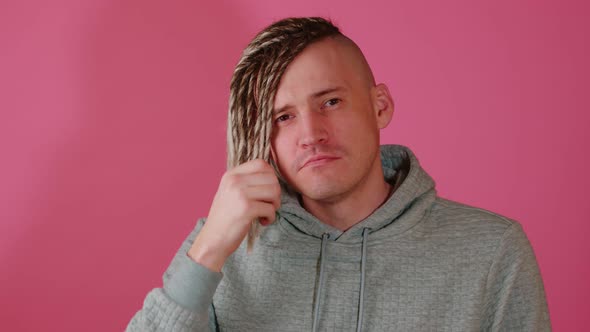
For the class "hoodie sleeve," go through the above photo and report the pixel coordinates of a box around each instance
[481,222,551,331]
[126,219,223,332]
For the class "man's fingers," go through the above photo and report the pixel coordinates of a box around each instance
[244,184,281,210]
[259,217,272,226]
[231,159,274,175]
[237,172,279,187]
[250,201,277,225]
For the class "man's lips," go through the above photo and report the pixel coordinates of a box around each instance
[300,155,340,170]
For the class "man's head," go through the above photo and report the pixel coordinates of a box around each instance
[227,17,341,168]
[228,17,393,203]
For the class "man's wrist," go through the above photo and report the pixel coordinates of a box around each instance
[188,239,226,273]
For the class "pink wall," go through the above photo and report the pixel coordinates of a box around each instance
[1,0,588,330]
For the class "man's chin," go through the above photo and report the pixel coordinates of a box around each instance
[298,183,347,203]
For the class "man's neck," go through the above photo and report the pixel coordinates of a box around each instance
[300,168,393,232]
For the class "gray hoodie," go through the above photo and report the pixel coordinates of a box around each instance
[127,144,551,331]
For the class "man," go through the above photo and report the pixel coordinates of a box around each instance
[128,17,550,331]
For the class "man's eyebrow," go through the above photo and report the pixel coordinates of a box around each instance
[273,86,346,115]
[311,86,346,99]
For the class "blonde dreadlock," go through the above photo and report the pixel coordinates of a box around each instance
[226,17,342,251]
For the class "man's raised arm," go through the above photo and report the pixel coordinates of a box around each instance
[126,160,280,331]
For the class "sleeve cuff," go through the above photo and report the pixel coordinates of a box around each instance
[163,252,223,312]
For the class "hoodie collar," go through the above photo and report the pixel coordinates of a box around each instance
[277,144,436,242]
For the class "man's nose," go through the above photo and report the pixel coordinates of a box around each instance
[298,111,328,147]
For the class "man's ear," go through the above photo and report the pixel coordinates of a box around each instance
[372,83,394,129]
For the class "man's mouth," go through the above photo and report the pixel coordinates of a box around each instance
[300,155,340,170]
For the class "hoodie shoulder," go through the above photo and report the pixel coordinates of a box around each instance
[411,197,532,277]
[427,197,519,238]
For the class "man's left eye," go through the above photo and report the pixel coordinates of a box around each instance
[324,98,341,107]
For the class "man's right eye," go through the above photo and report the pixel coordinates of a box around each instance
[275,114,292,123]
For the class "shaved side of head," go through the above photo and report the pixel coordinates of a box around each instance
[330,35,376,89]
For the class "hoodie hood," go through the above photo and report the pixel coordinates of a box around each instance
[277,144,437,242]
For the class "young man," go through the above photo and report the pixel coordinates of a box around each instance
[128,17,550,331]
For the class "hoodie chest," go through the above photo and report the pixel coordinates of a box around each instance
[212,240,365,331]
[212,237,488,331]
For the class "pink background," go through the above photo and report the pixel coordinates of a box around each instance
[1,0,588,330]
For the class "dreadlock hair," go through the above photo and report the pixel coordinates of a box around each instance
[227,17,342,251]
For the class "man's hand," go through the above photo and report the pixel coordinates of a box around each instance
[188,159,281,272]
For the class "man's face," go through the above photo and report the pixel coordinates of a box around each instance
[271,37,392,202]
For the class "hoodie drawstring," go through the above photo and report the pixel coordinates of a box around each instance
[357,228,370,332]
[312,233,329,332]
[312,229,369,332]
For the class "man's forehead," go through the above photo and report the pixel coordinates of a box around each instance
[269,35,375,116]
[273,42,353,103]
